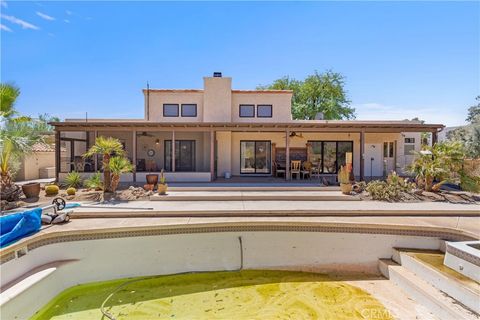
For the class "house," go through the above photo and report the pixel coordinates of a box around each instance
[51,73,444,183]
[16,142,56,181]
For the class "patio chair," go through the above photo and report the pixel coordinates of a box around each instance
[301,161,312,179]
[311,160,321,179]
[74,156,85,172]
[290,160,301,180]
[273,160,286,178]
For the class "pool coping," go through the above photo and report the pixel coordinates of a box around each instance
[1,220,478,265]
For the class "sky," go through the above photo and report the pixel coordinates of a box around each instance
[1,1,479,127]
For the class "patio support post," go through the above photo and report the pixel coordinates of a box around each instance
[432,130,438,146]
[285,130,290,180]
[93,130,98,171]
[132,130,137,182]
[55,130,60,182]
[360,129,365,181]
[172,130,176,172]
[210,130,215,181]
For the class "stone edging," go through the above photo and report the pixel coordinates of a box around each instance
[446,244,480,267]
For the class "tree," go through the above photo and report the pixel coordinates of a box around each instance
[0,83,30,123]
[84,136,125,193]
[447,96,480,158]
[258,70,355,120]
[108,156,133,192]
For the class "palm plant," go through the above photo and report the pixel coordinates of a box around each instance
[0,83,30,123]
[64,171,83,188]
[83,136,125,192]
[108,156,133,192]
[84,172,103,190]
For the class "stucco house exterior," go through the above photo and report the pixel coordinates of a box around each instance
[51,73,444,183]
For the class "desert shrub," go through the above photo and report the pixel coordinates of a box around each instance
[64,171,83,188]
[366,172,415,201]
[84,172,103,190]
[460,173,480,193]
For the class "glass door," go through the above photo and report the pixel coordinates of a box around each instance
[165,140,196,172]
[240,141,271,174]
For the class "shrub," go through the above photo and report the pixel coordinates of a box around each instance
[460,173,480,193]
[64,171,83,188]
[366,172,415,201]
[66,187,76,195]
[84,172,103,190]
[45,184,59,196]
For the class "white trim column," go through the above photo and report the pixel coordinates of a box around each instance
[132,130,137,182]
[210,130,215,181]
[172,130,176,172]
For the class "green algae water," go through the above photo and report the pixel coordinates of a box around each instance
[31,270,392,320]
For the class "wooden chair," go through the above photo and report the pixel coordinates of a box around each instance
[273,160,286,178]
[301,161,312,179]
[311,160,321,179]
[290,160,301,180]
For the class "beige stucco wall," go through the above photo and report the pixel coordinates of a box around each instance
[17,152,55,181]
[231,92,293,123]
[146,91,204,122]
[203,77,232,122]
[216,131,232,177]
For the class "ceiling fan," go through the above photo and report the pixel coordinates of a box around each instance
[138,131,155,138]
[289,132,304,138]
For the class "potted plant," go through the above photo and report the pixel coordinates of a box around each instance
[338,165,352,194]
[22,182,40,198]
[157,169,168,195]
[146,173,158,186]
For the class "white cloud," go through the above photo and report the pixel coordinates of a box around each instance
[0,23,12,32]
[1,14,39,30]
[0,1,7,8]
[64,19,70,23]
[66,10,72,15]
[36,11,55,21]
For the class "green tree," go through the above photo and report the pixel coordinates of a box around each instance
[447,96,480,158]
[0,83,30,123]
[84,136,125,193]
[108,156,133,192]
[258,70,355,120]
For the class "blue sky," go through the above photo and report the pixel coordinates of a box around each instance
[1,1,479,126]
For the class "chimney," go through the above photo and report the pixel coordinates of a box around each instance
[315,112,324,120]
[213,72,222,77]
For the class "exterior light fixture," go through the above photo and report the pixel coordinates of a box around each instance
[155,139,160,145]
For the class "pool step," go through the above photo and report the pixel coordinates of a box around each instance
[150,190,359,201]
[392,248,480,314]
[379,259,478,320]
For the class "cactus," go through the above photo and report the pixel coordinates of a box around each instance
[66,187,76,196]
[45,184,59,196]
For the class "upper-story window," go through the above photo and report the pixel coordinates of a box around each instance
[163,104,179,117]
[239,105,255,118]
[181,104,197,117]
[257,105,273,118]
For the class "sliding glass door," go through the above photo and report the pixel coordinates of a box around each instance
[165,140,196,172]
[240,141,271,174]
[309,141,353,174]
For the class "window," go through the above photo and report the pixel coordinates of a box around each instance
[165,140,196,172]
[239,105,255,117]
[257,105,272,118]
[404,138,415,155]
[181,104,197,117]
[384,142,394,158]
[163,104,179,117]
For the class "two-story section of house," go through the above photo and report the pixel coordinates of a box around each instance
[52,73,444,183]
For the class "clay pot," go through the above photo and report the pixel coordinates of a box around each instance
[157,183,168,195]
[146,174,158,186]
[143,184,154,191]
[340,183,352,195]
[22,182,41,198]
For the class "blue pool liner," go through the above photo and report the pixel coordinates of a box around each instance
[65,203,81,209]
[0,208,42,248]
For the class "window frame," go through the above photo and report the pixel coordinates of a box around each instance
[240,140,272,174]
[239,104,255,118]
[307,140,354,174]
[163,104,179,117]
[181,104,197,117]
[404,137,415,144]
[256,104,273,118]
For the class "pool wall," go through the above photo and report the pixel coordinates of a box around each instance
[0,229,442,319]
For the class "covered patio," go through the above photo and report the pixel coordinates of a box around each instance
[52,120,444,183]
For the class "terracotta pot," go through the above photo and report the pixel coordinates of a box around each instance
[143,184,154,191]
[158,183,168,195]
[340,183,352,195]
[22,182,41,198]
[146,174,158,186]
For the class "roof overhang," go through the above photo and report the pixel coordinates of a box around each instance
[50,121,444,133]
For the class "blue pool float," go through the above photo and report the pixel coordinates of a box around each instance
[0,208,42,248]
